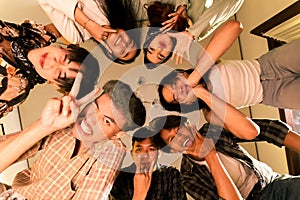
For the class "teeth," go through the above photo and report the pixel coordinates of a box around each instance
[80,120,91,134]
[115,36,121,45]
[183,138,190,148]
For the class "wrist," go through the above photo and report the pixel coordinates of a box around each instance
[83,18,93,29]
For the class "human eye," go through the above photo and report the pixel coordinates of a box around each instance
[135,147,141,152]
[64,54,71,64]
[149,147,156,151]
[104,117,112,126]
[147,47,154,53]
[158,53,165,60]
[57,71,66,80]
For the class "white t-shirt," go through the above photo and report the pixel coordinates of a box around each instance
[208,59,263,109]
[190,152,258,199]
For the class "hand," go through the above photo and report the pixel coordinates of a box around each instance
[85,21,117,43]
[184,131,216,159]
[167,31,193,64]
[160,12,180,33]
[39,72,101,134]
[175,73,198,104]
[133,160,155,200]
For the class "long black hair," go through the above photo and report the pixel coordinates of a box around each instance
[99,0,141,64]
[143,27,176,69]
[158,68,208,113]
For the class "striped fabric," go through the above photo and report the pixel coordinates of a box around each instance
[9,127,125,200]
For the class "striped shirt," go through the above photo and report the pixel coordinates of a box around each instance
[5,127,125,200]
[181,119,290,200]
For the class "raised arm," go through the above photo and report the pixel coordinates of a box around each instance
[194,85,259,140]
[0,95,78,173]
[188,20,243,87]
[185,134,242,200]
[205,150,243,200]
[188,0,244,41]
[38,0,113,43]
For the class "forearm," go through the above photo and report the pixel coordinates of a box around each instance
[132,193,147,200]
[198,89,259,139]
[205,20,242,62]
[284,130,300,153]
[205,151,242,200]
[0,120,53,172]
[38,0,85,43]
[188,20,242,87]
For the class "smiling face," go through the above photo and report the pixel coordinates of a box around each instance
[105,29,138,61]
[131,138,158,172]
[162,72,193,104]
[146,33,173,64]
[73,93,126,147]
[160,125,196,153]
[27,46,80,84]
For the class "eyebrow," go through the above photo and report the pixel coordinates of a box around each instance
[104,115,116,124]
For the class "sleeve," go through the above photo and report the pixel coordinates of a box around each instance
[110,172,126,199]
[38,0,110,43]
[0,133,47,162]
[72,139,126,200]
[252,119,291,147]
[180,155,222,200]
[175,0,190,10]
[38,0,86,43]
[167,167,188,200]
[188,0,244,41]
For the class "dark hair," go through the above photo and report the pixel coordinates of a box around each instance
[102,80,146,131]
[101,0,136,31]
[147,1,189,32]
[158,69,208,113]
[99,42,141,65]
[55,44,100,98]
[150,115,188,153]
[98,0,141,64]
[143,27,176,69]
[132,127,159,149]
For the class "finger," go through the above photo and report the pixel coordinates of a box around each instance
[69,72,83,97]
[162,25,173,33]
[186,51,191,62]
[61,96,72,117]
[76,87,101,106]
[168,13,177,17]
[102,28,117,33]
[175,54,181,65]
[161,19,172,26]
[171,51,175,61]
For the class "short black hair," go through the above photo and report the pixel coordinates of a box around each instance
[131,127,159,149]
[102,80,146,131]
[150,115,188,153]
[55,44,100,98]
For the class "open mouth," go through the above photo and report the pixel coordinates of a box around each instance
[182,137,192,148]
[78,119,92,136]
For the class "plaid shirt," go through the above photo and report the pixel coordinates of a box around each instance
[6,127,125,200]
[180,119,290,200]
[110,164,187,200]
